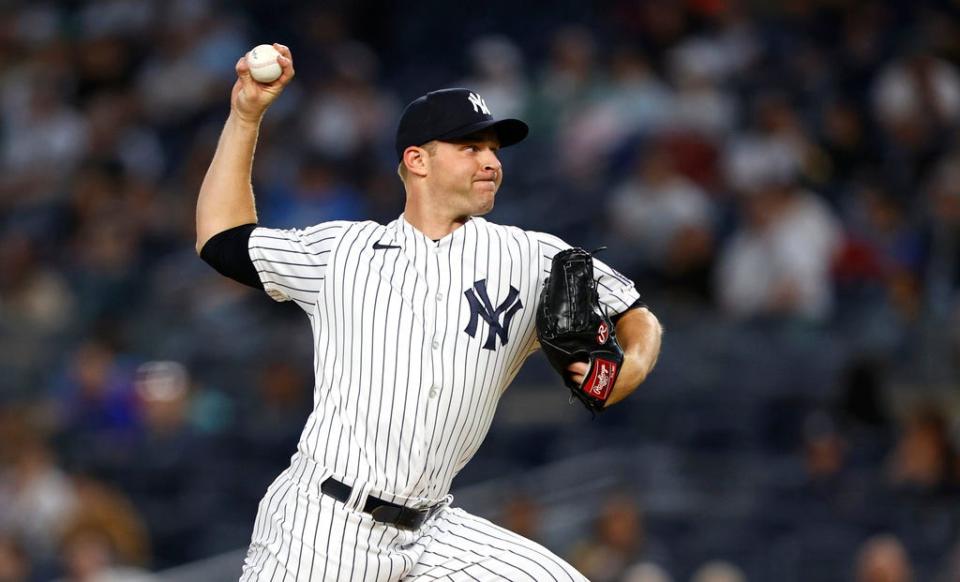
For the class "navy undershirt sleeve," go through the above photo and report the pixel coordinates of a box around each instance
[199,223,261,289]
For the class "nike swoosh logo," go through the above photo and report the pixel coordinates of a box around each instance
[372,241,402,250]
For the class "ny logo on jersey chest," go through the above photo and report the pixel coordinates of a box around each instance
[463,279,523,350]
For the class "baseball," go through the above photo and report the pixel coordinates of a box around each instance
[247,44,282,83]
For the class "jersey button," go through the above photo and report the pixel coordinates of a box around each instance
[436,293,443,301]
[429,388,438,398]
[431,340,440,350]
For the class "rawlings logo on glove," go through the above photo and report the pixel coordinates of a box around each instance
[536,248,624,413]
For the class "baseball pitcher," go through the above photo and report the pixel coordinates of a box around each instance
[196,44,662,581]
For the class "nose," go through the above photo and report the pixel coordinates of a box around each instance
[481,149,501,173]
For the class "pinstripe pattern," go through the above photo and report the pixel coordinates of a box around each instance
[404,507,587,581]
[240,214,638,580]
[240,456,587,581]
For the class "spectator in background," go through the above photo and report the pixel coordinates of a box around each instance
[832,180,926,357]
[738,93,820,186]
[835,181,926,322]
[925,149,960,319]
[690,560,748,582]
[938,539,960,582]
[836,358,894,467]
[622,561,673,582]
[558,46,674,181]
[83,90,165,184]
[872,48,960,147]
[257,153,365,229]
[0,533,30,582]
[0,231,75,334]
[117,362,216,568]
[56,522,153,582]
[238,360,311,491]
[814,99,878,192]
[666,38,738,139]
[569,494,669,582]
[65,162,146,327]
[0,230,76,395]
[0,70,88,206]
[870,42,960,193]
[495,492,545,547]
[855,534,913,582]
[52,475,151,582]
[716,139,843,321]
[887,405,960,496]
[67,477,151,570]
[53,338,140,475]
[301,42,398,162]
[0,424,78,569]
[802,412,848,488]
[135,4,241,127]
[608,139,714,300]
[461,35,530,120]
[767,409,874,532]
[527,25,601,142]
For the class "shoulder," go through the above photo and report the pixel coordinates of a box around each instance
[306,219,382,237]
[473,218,569,252]
[263,220,382,242]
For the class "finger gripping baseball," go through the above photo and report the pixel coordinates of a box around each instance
[537,248,624,413]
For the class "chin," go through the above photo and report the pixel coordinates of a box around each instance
[475,193,495,215]
[474,203,494,216]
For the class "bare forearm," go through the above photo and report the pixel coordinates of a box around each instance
[195,43,295,253]
[606,307,662,407]
[195,112,261,253]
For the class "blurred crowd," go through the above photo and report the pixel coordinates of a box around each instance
[1,0,960,580]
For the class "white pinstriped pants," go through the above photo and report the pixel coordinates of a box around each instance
[239,459,587,581]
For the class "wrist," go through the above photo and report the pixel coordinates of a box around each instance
[229,109,263,129]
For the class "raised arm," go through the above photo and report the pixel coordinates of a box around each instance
[195,43,295,253]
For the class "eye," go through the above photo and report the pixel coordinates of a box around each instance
[464,145,479,152]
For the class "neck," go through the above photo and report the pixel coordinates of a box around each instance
[402,188,470,240]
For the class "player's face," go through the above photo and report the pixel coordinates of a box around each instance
[427,131,503,216]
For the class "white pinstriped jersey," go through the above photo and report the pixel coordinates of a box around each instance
[248,214,640,507]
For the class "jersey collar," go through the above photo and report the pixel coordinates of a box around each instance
[395,213,480,250]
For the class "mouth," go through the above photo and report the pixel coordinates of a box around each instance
[473,180,497,192]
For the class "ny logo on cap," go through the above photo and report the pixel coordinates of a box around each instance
[463,279,522,350]
[467,92,491,115]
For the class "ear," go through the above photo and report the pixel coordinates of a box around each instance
[402,146,430,178]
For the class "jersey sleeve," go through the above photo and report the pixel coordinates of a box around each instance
[533,231,642,318]
[248,222,347,311]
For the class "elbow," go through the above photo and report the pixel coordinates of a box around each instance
[646,307,664,338]
[623,307,663,377]
[632,306,663,339]
[622,306,663,337]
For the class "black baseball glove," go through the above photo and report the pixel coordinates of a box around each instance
[536,248,624,413]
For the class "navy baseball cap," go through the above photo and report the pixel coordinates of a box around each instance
[395,88,529,160]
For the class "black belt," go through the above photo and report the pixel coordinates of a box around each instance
[320,477,438,531]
